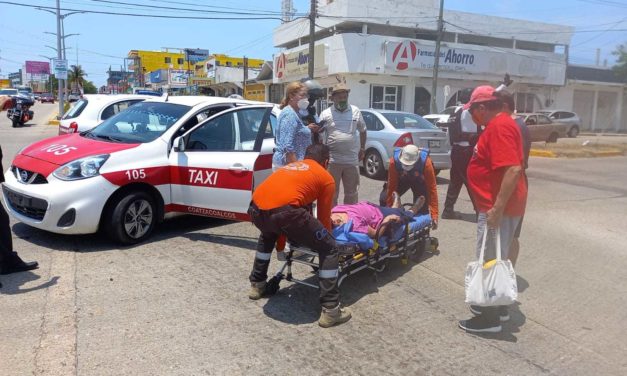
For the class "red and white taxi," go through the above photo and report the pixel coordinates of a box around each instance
[2,96,278,244]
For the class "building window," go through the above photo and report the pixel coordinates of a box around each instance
[177,58,184,65]
[370,85,403,110]
[226,61,232,67]
[165,57,171,64]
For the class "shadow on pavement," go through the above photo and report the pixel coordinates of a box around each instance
[0,272,59,295]
[11,215,238,252]
[261,251,440,325]
[461,302,527,342]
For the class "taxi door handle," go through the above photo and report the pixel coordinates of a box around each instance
[228,164,249,172]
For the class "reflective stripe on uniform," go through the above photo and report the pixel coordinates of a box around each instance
[255,251,272,261]
[319,269,339,279]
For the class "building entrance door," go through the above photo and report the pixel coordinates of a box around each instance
[414,87,431,115]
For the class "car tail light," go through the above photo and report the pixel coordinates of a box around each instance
[394,132,414,147]
[69,122,78,133]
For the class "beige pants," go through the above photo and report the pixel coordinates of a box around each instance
[328,163,360,206]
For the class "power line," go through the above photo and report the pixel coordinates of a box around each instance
[0,1,286,20]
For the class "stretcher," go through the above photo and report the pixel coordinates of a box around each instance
[265,209,438,294]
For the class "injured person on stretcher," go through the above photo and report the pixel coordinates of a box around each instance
[330,192,426,238]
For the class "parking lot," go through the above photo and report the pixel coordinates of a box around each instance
[1,103,627,375]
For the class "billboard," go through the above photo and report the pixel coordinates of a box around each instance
[169,69,189,87]
[25,61,50,75]
[185,49,209,64]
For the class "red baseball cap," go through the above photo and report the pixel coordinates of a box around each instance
[463,85,498,110]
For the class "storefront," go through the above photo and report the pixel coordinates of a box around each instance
[273,0,573,116]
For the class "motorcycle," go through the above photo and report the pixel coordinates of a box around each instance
[6,93,35,127]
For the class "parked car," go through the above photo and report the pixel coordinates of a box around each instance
[423,105,461,132]
[67,93,81,102]
[0,88,18,96]
[59,94,158,134]
[40,93,55,103]
[2,96,278,244]
[538,110,580,138]
[516,113,569,143]
[360,109,451,179]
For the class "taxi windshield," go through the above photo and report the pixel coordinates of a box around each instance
[85,102,191,143]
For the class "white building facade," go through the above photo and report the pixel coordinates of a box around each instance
[271,0,626,131]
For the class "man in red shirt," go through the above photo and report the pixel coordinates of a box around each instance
[458,86,527,334]
[247,144,351,328]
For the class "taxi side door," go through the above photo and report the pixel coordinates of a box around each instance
[168,105,274,221]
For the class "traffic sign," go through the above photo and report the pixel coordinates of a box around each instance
[53,58,68,80]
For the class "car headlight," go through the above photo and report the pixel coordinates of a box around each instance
[52,154,110,181]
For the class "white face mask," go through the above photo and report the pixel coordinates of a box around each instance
[297,98,310,110]
[401,164,414,171]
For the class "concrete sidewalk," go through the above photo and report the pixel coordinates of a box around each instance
[530,135,627,158]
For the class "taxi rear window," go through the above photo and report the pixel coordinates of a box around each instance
[62,99,88,120]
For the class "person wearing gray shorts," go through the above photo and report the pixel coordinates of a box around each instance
[458,85,528,334]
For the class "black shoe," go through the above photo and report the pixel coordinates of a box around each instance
[469,305,509,322]
[0,260,39,275]
[458,315,502,333]
[441,209,462,220]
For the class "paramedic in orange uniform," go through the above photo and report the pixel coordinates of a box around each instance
[247,144,351,328]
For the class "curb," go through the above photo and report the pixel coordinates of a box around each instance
[592,150,624,157]
[48,113,59,126]
[529,149,557,158]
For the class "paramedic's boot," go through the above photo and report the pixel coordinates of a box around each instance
[410,196,426,215]
[248,281,267,300]
[318,305,352,328]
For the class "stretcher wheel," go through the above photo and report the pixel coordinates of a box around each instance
[410,239,427,263]
[265,276,281,295]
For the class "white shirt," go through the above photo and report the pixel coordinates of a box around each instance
[456,109,478,147]
[319,104,366,165]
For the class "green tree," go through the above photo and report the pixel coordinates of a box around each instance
[82,80,97,94]
[68,65,87,92]
[611,43,627,83]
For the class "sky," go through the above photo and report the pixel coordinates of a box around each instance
[0,0,625,87]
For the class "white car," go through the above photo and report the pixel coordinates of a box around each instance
[3,96,278,244]
[58,94,158,135]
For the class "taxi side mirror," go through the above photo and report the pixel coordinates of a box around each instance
[173,136,185,152]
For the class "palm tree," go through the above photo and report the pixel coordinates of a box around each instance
[68,65,87,93]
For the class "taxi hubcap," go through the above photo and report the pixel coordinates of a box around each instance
[124,199,153,239]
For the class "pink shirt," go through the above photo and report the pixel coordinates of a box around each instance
[332,202,383,234]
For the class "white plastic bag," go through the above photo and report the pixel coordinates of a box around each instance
[465,228,518,306]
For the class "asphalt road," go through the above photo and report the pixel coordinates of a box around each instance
[1,104,626,375]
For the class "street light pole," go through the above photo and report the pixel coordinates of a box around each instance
[430,0,444,114]
[55,0,63,117]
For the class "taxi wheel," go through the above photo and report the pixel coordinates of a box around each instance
[106,191,157,244]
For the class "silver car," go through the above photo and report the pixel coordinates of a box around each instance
[538,110,581,138]
[360,109,451,179]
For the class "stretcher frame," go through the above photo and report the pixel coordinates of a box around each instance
[265,218,436,293]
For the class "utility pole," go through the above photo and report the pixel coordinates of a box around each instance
[243,56,248,98]
[307,0,316,79]
[55,0,64,117]
[430,0,444,114]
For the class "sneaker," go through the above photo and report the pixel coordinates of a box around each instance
[318,305,352,328]
[499,306,510,322]
[248,281,267,300]
[469,305,510,322]
[458,315,502,333]
[441,209,462,220]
